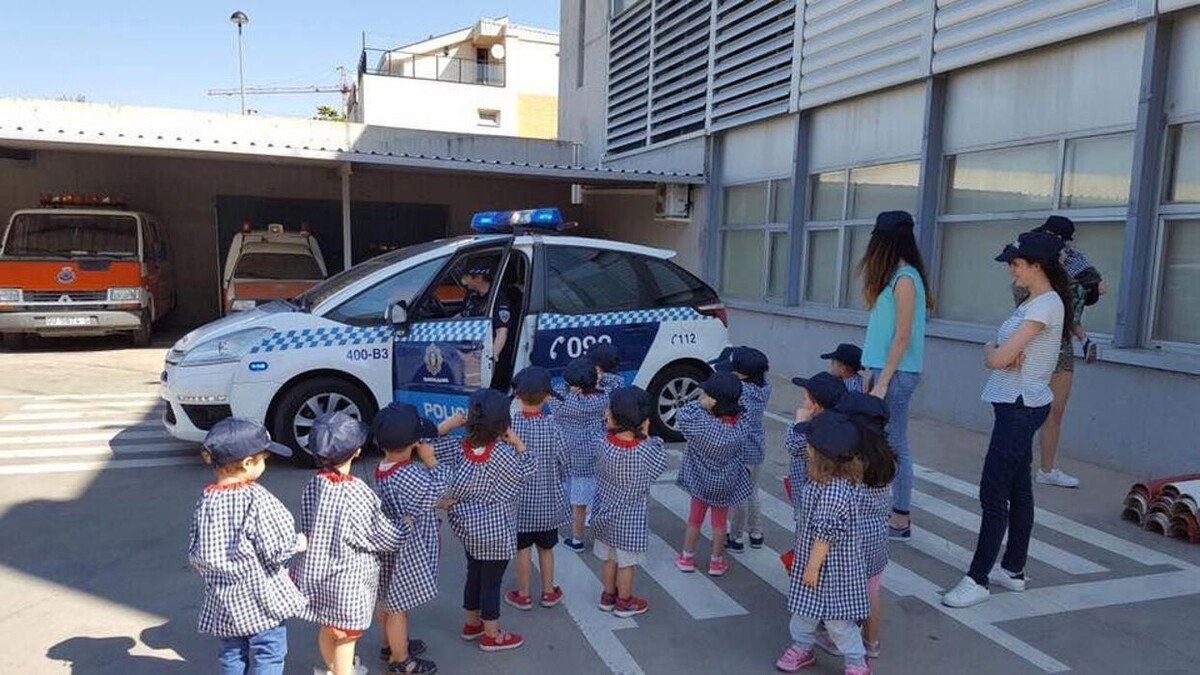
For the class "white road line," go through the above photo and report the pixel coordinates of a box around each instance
[913,464,1198,571]
[964,569,1200,624]
[0,442,196,460]
[4,407,163,421]
[0,393,160,400]
[641,532,747,620]
[911,491,1108,575]
[650,483,789,595]
[17,400,164,411]
[0,419,162,433]
[0,456,199,476]
[0,429,172,446]
[532,548,644,675]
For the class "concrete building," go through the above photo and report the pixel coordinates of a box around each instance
[349,17,560,139]
[0,98,699,328]
[558,0,1200,477]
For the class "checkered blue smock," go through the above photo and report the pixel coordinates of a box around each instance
[787,478,869,621]
[843,374,864,394]
[442,439,536,560]
[590,434,668,553]
[511,412,571,533]
[598,371,625,394]
[372,460,450,613]
[860,485,890,578]
[295,472,411,630]
[675,403,753,508]
[739,381,771,466]
[188,482,307,638]
[786,421,811,515]
[549,385,609,479]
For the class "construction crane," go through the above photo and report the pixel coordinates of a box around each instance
[207,67,352,115]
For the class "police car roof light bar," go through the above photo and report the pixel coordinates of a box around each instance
[470,208,574,234]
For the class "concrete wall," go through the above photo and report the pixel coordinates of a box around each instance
[557,0,611,166]
[0,149,570,328]
[575,187,708,275]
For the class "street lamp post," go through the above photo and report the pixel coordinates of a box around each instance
[230,11,249,115]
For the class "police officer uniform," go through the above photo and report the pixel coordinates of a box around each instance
[460,265,514,336]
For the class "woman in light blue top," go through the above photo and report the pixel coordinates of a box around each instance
[858,210,933,541]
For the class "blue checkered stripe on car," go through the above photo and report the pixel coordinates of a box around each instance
[251,325,393,353]
[398,320,490,343]
[536,307,704,330]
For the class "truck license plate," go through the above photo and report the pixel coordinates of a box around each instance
[44,316,98,327]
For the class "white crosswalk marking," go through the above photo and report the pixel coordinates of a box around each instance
[0,394,197,474]
[640,531,747,620]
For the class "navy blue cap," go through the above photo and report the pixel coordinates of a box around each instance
[587,343,621,373]
[713,346,770,379]
[372,403,437,451]
[203,417,292,465]
[995,231,1065,265]
[820,343,863,372]
[512,365,563,400]
[1034,215,1075,242]
[700,371,743,407]
[807,412,861,462]
[307,411,368,468]
[791,371,847,410]
[835,392,890,434]
[608,386,651,431]
[873,210,914,235]
[468,388,511,429]
[563,357,599,392]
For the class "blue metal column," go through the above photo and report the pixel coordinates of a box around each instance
[786,112,811,306]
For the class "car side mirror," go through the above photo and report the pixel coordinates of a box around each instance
[388,302,408,327]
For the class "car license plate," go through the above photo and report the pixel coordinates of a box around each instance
[44,316,98,327]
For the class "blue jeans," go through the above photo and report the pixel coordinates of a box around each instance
[217,624,287,675]
[967,400,1050,587]
[871,369,920,515]
[788,614,866,667]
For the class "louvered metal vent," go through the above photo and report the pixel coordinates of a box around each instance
[710,0,797,131]
[649,0,712,143]
[606,1,654,154]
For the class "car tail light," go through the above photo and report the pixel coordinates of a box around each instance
[696,302,728,327]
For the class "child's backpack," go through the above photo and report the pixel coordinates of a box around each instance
[1075,267,1103,307]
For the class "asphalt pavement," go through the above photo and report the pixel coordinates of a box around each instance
[1,336,1198,674]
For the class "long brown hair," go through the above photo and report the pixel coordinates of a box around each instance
[858,228,935,311]
[1016,256,1076,341]
[806,448,865,485]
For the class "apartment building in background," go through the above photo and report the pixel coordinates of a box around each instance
[558,0,1200,477]
[349,16,559,138]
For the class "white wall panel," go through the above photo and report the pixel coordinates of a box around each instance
[1167,12,1200,118]
[933,0,1139,73]
[798,0,932,109]
[721,114,797,183]
[809,83,926,169]
[944,26,1142,152]
[1161,0,1200,12]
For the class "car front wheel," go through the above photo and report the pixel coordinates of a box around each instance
[271,376,375,467]
[648,363,708,443]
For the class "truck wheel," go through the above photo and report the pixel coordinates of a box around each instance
[131,313,152,347]
[2,333,25,350]
[271,377,376,467]
[648,363,709,443]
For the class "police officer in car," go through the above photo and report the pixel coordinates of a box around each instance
[459,264,514,365]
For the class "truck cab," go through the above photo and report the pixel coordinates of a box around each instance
[223,223,328,314]
[0,194,176,348]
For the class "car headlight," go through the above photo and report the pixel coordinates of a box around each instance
[0,289,21,304]
[178,328,275,367]
[230,299,257,311]
[108,287,143,303]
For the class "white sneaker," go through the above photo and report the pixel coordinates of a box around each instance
[988,566,1028,592]
[1036,468,1080,488]
[942,575,990,608]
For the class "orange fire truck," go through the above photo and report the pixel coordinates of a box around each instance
[0,194,177,348]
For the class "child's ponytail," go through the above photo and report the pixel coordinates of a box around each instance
[853,420,897,488]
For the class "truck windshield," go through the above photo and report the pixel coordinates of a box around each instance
[1,213,139,259]
[234,252,324,280]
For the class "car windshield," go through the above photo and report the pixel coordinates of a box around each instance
[1,213,138,259]
[296,239,453,311]
[234,252,324,280]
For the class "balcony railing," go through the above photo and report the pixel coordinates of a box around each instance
[359,49,506,87]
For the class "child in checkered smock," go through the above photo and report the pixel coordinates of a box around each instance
[436,388,535,653]
[294,412,412,675]
[189,418,304,674]
[822,343,865,394]
[590,386,667,618]
[504,367,571,612]
[673,371,752,578]
[785,372,849,515]
[589,342,627,394]
[713,347,772,554]
[777,412,870,675]
[370,404,455,675]
[550,357,610,552]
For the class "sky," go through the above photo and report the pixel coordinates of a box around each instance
[0,0,560,119]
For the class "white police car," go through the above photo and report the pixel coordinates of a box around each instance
[161,208,729,456]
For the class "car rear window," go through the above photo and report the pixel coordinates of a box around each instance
[640,256,719,308]
[234,252,324,280]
